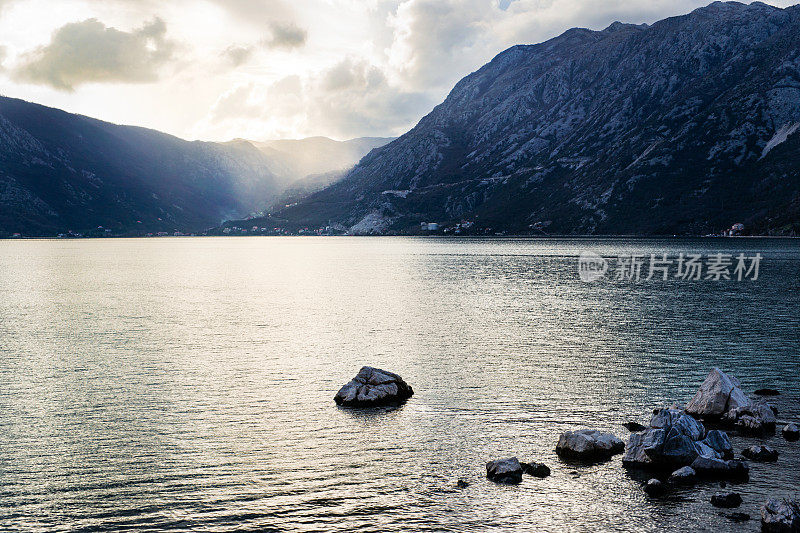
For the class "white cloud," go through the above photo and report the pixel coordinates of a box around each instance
[13,17,176,91]
[0,0,798,140]
[202,57,433,140]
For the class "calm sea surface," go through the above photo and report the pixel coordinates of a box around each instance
[0,237,798,532]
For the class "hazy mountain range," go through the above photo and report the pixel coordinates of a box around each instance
[265,1,800,236]
[3,1,800,237]
[0,97,390,236]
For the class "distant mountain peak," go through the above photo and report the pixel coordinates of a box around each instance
[276,1,800,236]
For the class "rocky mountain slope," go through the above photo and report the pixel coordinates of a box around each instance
[276,1,800,235]
[0,96,291,236]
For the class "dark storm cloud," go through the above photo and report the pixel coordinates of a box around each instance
[14,17,176,91]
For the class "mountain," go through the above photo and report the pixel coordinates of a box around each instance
[274,1,800,236]
[0,96,288,236]
[251,137,394,182]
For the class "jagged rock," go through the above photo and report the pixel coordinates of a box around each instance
[754,388,780,396]
[623,421,647,432]
[691,456,749,479]
[712,492,743,508]
[783,423,800,442]
[700,430,734,459]
[456,479,470,489]
[520,461,551,478]
[486,457,523,484]
[725,400,777,434]
[668,466,697,485]
[686,368,750,418]
[762,499,800,532]
[334,366,413,407]
[644,478,664,497]
[742,445,779,462]
[556,429,624,461]
[623,408,711,469]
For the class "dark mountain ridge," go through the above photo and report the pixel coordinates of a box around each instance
[0,96,287,236]
[272,1,800,236]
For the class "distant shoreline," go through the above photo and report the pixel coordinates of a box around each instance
[2,234,798,241]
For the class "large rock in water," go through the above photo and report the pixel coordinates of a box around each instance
[556,429,624,461]
[685,368,751,418]
[334,366,413,407]
[486,457,523,484]
[623,408,728,469]
[762,499,800,532]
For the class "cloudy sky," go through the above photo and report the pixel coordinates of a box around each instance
[0,0,794,141]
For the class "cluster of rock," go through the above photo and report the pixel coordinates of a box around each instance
[485,457,551,484]
[334,367,800,531]
[686,368,777,435]
[622,407,745,477]
[619,367,800,531]
[333,366,414,407]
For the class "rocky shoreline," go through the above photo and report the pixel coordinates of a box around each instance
[335,366,799,531]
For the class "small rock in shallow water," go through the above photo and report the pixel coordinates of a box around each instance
[456,479,469,489]
[782,423,800,442]
[486,457,523,484]
[668,466,696,485]
[556,429,624,461]
[754,388,780,396]
[623,421,647,432]
[742,444,779,462]
[726,512,750,522]
[334,366,413,407]
[762,499,800,532]
[711,492,742,508]
[520,461,551,478]
[644,479,664,497]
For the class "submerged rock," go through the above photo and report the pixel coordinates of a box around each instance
[486,457,523,484]
[623,421,647,432]
[644,478,664,497]
[783,423,800,442]
[556,429,624,461]
[685,368,750,418]
[334,366,413,407]
[712,492,743,508]
[727,512,750,522]
[456,479,470,489]
[762,499,800,532]
[754,388,780,396]
[668,466,697,485]
[742,445,779,462]
[520,461,551,478]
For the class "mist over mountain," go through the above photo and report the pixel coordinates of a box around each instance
[273,1,800,236]
[0,97,390,236]
[0,96,289,236]
[251,137,394,181]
